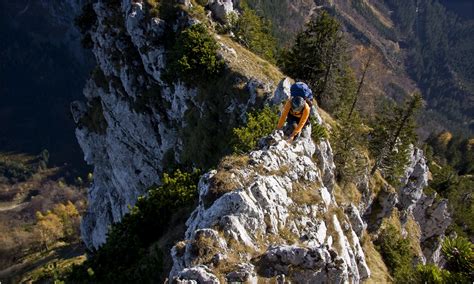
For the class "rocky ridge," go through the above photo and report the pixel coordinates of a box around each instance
[170,128,371,283]
[71,1,452,281]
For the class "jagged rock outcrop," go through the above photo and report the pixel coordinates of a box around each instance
[169,130,370,283]
[399,146,429,212]
[413,193,451,264]
[399,147,451,264]
[208,0,237,23]
[74,0,283,249]
[359,146,451,265]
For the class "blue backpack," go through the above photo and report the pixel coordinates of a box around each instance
[290,82,313,107]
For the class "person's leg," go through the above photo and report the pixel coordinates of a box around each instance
[283,115,298,138]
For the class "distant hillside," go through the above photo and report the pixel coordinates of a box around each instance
[0,0,93,170]
[439,0,474,20]
[247,0,474,136]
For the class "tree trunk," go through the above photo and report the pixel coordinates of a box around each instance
[348,53,372,119]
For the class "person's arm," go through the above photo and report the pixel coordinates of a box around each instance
[277,100,291,129]
[290,103,310,139]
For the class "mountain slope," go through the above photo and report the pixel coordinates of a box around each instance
[70,1,454,282]
[72,0,284,249]
[247,0,473,136]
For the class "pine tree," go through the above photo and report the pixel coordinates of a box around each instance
[232,1,277,63]
[369,93,423,183]
[331,68,368,183]
[280,10,348,111]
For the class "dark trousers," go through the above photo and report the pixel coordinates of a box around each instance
[283,114,309,138]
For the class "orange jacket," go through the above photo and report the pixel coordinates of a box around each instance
[277,100,310,139]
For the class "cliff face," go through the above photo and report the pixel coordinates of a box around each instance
[71,0,283,249]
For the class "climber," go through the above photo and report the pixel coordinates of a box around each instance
[276,82,313,142]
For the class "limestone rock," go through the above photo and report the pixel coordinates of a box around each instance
[399,146,429,212]
[208,0,236,23]
[170,131,370,283]
[174,265,219,284]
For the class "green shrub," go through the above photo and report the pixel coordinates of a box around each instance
[166,24,224,85]
[232,106,279,153]
[442,237,474,278]
[67,169,200,282]
[415,264,451,284]
[0,157,34,182]
[375,224,415,281]
[311,119,328,143]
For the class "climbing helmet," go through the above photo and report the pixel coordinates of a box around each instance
[291,96,305,113]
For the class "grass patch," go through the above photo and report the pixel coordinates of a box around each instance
[361,232,392,283]
[217,35,283,85]
[204,155,249,208]
[290,181,322,205]
[333,182,362,205]
[404,215,423,257]
[190,232,223,266]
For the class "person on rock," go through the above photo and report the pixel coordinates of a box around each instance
[276,82,313,142]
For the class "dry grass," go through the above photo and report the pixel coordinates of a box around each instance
[361,232,392,283]
[255,164,291,177]
[318,108,337,130]
[404,215,423,258]
[334,182,362,205]
[210,155,249,197]
[437,131,453,147]
[289,181,323,205]
[379,209,402,232]
[190,233,222,265]
[362,0,393,28]
[278,226,298,245]
[370,171,393,196]
[217,35,284,85]
[211,236,257,281]
[219,155,250,170]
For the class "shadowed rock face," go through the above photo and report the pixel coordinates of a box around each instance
[170,130,371,283]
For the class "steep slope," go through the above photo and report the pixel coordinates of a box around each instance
[71,0,283,249]
[71,2,454,282]
[248,0,474,136]
[167,115,451,282]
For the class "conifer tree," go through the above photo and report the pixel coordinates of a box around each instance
[369,93,423,183]
[232,1,277,63]
[280,10,348,111]
[331,68,368,183]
